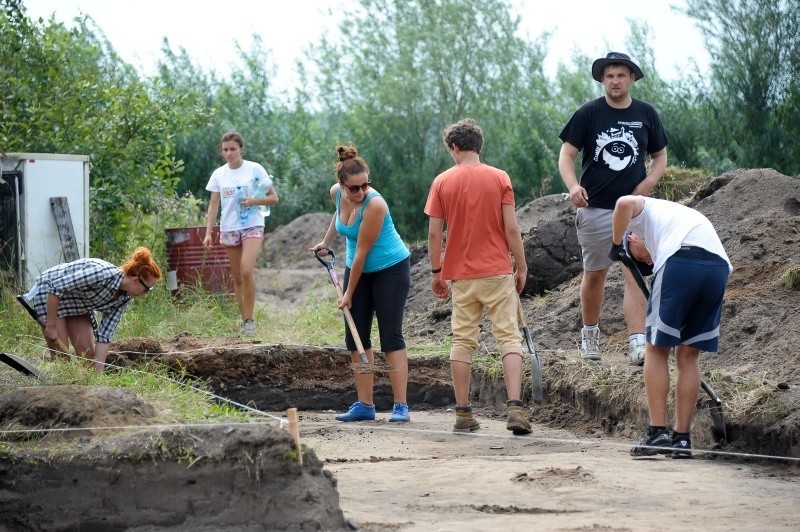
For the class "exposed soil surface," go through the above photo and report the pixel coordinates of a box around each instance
[1,168,799,530]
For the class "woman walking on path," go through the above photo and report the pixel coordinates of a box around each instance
[203,130,279,335]
[311,144,411,423]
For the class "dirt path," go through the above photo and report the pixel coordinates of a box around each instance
[295,410,799,531]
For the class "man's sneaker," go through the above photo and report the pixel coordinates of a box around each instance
[389,402,410,422]
[671,432,693,459]
[580,327,601,360]
[628,333,646,366]
[506,400,532,435]
[630,426,672,457]
[335,401,376,422]
[241,319,256,335]
[453,405,480,433]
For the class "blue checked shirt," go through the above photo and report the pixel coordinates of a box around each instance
[27,258,132,343]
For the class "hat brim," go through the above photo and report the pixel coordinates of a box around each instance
[592,58,645,83]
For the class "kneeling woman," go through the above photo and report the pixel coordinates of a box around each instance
[23,247,161,372]
[311,144,411,423]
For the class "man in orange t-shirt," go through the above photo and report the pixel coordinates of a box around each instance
[424,118,531,436]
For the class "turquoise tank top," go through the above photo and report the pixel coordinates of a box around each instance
[334,189,410,272]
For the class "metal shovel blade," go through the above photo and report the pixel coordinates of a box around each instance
[517,298,543,402]
[0,352,43,380]
[701,380,727,443]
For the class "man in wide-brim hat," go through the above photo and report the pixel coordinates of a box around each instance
[591,51,645,82]
[557,51,668,367]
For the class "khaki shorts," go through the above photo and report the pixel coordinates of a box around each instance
[449,274,522,363]
[576,207,614,271]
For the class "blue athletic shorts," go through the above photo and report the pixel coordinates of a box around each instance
[646,247,730,352]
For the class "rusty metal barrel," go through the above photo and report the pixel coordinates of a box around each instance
[165,226,233,296]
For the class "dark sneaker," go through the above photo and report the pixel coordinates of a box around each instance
[506,400,532,435]
[630,426,672,457]
[335,401,376,422]
[671,432,693,459]
[388,402,410,423]
[453,405,480,433]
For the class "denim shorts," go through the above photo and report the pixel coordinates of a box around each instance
[220,226,264,247]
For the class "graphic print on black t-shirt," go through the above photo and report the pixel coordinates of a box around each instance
[594,126,639,171]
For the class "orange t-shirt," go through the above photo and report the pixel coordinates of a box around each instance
[424,163,516,280]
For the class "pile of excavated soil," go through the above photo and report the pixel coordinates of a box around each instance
[0,386,348,531]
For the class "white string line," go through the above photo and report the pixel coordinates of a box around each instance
[0,420,281,436]
[14,336,284,423]
[265,419,800,464]
[8,338,798,464]
[2,416,797,465]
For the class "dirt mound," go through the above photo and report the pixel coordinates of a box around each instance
[0,386,161,441]
[259,212,345,269]
[0,385,348,530]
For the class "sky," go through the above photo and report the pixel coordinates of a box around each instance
[23,0,710,89]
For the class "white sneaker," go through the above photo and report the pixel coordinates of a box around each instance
[241,319,256,335]
[628,334,646,366]
[580,327,601,360]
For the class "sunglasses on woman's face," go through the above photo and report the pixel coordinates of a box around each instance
[344,181,371,194]
[138,278,154,292]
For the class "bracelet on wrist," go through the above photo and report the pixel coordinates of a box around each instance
[431,267,442,274]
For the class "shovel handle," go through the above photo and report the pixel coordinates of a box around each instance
[619,253,651,299]
[314,249,369,364]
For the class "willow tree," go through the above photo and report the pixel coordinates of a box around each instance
[308,0,556,238]
[685,0,800,174]
[1,5,198,259]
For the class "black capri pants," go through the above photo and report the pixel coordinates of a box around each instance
[342,257,410,353]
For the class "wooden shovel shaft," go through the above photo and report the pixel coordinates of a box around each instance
[333,283,369,364]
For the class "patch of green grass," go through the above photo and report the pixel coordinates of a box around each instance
[472,350,504,379]
[407,335,451,358]
[654,165,715,202]
[779,265,800,290]
[30,359,248,424]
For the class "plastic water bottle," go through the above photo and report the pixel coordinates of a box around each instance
[251,173,272,218]
[234,186,249,225]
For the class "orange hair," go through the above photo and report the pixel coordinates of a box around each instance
[121,247,162,280]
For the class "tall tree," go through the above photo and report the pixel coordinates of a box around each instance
[308,0,555,238]
[684,0,800,174]
[0,9,198,259]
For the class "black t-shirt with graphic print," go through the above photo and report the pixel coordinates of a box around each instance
[559,97,668,210]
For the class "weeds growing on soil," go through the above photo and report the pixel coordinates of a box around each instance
[1,276,346,422]
[779,265,799,290]
[1,272,452,423]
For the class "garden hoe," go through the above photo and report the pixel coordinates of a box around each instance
[314,248,389,374]
[517,296,543,402]
[617,251,727,444]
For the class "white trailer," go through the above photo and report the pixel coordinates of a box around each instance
[0,153,90,288]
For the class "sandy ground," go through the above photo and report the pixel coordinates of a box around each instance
[295,410,800,531]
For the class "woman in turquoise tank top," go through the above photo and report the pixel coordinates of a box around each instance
[311,144,411,423]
